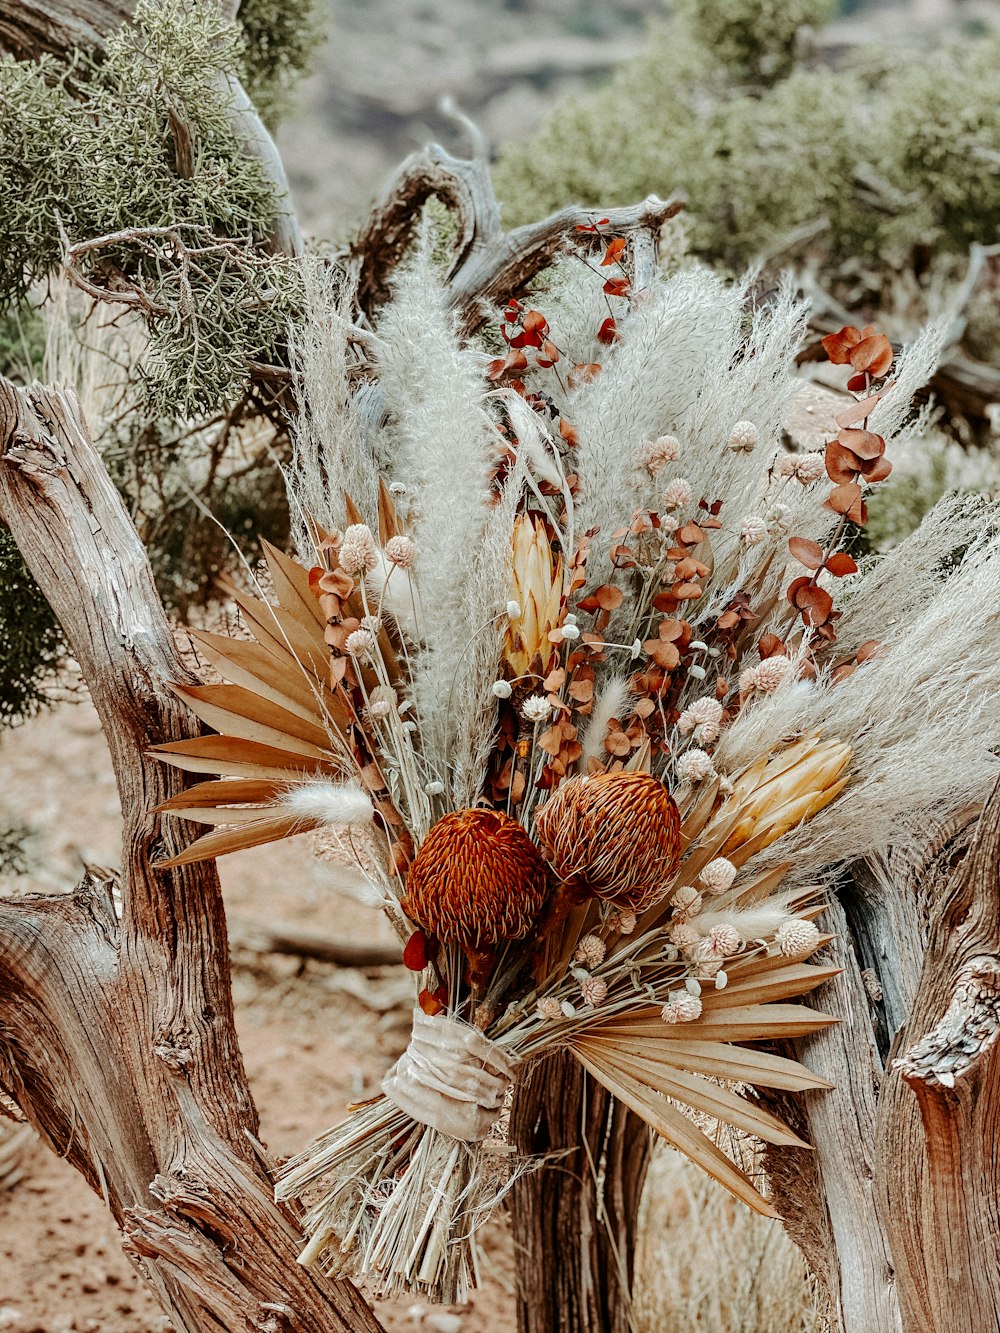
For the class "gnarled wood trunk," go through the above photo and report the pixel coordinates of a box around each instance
[877,783,1000,1332]
[0,381,381,1333]
[510,1051,651,1333]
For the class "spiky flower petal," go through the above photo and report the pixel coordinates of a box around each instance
[402,809,549,949]
[534,772,681,912]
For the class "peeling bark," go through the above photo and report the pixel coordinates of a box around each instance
[0,381,381,1333]
[877,782,1000,1333]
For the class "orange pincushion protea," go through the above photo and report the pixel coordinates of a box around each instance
[402,809,549,950]
[534,772,681,912]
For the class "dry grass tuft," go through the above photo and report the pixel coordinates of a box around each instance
[633,1147,833,1333]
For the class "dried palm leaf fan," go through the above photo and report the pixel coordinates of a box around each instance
[155,243,1000,1302]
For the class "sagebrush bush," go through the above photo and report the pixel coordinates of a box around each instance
[0,0,302,417]
[494,2,1000,275]
[0,527,65,727]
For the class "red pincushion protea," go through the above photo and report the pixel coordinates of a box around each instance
[534,772,681,913]
[402,809,549,950]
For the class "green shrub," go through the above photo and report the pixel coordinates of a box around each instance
[0,0,302,417]
[0,527,65,727]
[495,2,1000,274]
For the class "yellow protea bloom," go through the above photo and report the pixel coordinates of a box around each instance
[505,515,563,676]
[722,733,851,854]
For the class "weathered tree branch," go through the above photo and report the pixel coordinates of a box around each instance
[0,380,381,1332]
[509,1049,652,1333]
[877,781,1000,1333]
[230,915,401,969]
[350,134,683,336]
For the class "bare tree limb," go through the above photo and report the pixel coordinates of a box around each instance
[350,134,683,336]
[230,915,401,969]
[0,380,381,1333]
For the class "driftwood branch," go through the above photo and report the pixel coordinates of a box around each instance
[0,0,301,257]
[350,132,683,336]
[877,782,1000,1333]
[0,380,381,1332]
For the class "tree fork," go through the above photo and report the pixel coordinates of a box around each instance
[0,380,382,1333]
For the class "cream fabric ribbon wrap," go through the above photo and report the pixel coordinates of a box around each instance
[381,1008,517,1142]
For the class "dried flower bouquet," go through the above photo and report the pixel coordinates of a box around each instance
[154,239,1000,1301]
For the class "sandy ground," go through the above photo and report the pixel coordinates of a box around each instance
[0,701,514,1332]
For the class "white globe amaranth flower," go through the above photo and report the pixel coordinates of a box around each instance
[728,420,758,452]
[642,434,681,476]
[776,918,822,957]
[345,627,375,658]
[756,655,793,693]
[676,748,715,783]
[671,885,703,919]
[361,614,382,634]
[574,934,607,968]
[521,694,552,724]
[708,923,744,957]
[739,666,760,694]
[677,696,724,736]
[740,515,768,546]
[776,452,798,478]
[792,452,826,484]
[340,523,379,575]
[661,478,692,512]
[767,502,793,533]
[668,922,700,949]
[383,534,416,569]
[580,975,608,1007]
[660,991,703,1024]
[536,996,562,1022]
[700,857,737,894]
[614,910,637,935]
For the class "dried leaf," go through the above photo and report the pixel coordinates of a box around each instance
[826,482,863,516]
[825,440,860,485]
[597,317,619,345]
[600,236,627,266]
[788,536,824,570]
[824,552,858,577]
[838,428,885,461]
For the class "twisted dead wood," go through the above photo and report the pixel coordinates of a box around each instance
[350,133,683,336]
[876,781,1000,1332]
[0,380,382,1333]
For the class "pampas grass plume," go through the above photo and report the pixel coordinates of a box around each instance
[280,782,375,829]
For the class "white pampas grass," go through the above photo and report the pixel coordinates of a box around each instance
[287,262,381,543]
[719,511,1000,874]
[375,247,499,777]
[448,455,527,807]
[579,676,632,771]
[280,781,375,828]
[867,322,947,442]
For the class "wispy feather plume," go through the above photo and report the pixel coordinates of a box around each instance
[374,247,499,782]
